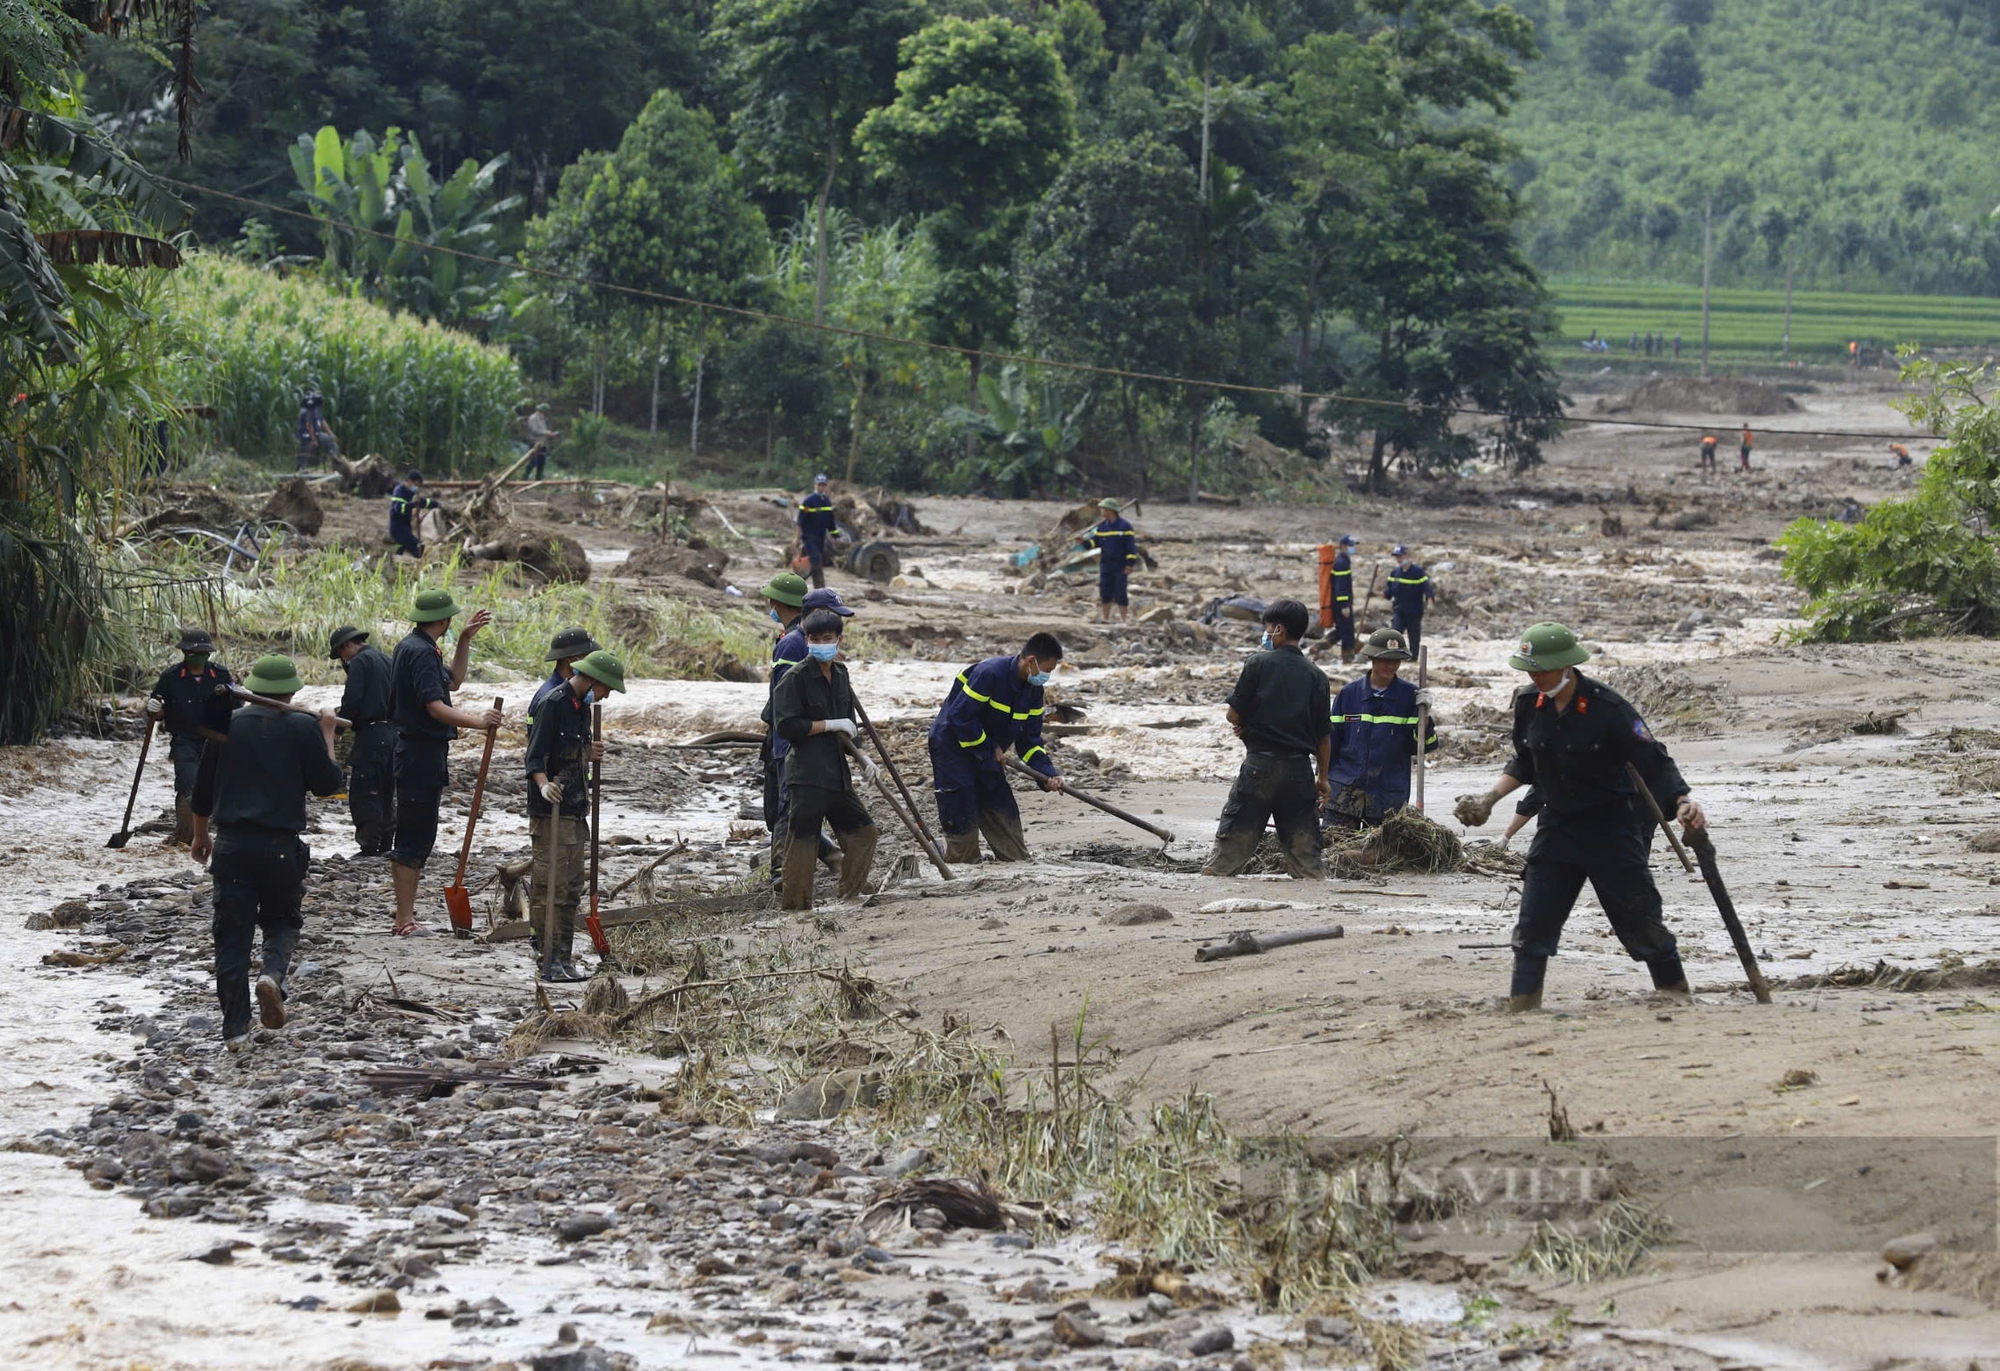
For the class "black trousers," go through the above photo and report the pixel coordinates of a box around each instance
[1511,808,1678,966]
[524,444,548,479]
[390,736,448,868]
[168,734,204,795]
[1207,752,1323,878]
[787,783,872,840]
[1391,607,1424,658]
[210,827,307,1038]
[347,722,396,854]
[1331,607,1355,650]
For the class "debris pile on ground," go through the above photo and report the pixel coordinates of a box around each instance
[466,521,589,583]
[1600,662,1735,728]
[127,486,250,535]
[624,541,730,588]
[258,475,325,535]
[330,452,397,498]
[833,490,932,538]
[1594,376,1802,417]
[1328,808,1465,878]
[1787,956,2000,992]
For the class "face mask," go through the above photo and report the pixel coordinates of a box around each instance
[1259,633,1273,651]
[185,654,210,668]
[769,609,783,623]
[1027,670,1051,688]
[808,642,839,662]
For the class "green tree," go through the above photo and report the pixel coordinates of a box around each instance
[714,0,923,327]
[1016,136,1203,496]
[1922,68,1971,126]
[1580,23,1635,77]
[1645,29,1704,100]
[856,16,1076,400]
[943,364,1092,497]
[1667,0,1714,29]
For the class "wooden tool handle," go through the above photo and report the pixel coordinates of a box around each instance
[1000,754,1175,844]
[452,696,503,887]
[1623,762,1695,873]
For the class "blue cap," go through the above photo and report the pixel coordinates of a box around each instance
[802,587,854,617]
[1338,534,1357,547]
[813,473,829,484]
[1392,544,1409,556]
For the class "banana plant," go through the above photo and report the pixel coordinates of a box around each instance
[944,363,1092,496]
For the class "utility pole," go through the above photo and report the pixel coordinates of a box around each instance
[1700,195,1713,380]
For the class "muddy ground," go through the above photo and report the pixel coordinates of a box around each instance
[6,374,2000,1371]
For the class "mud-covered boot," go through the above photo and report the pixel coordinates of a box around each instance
[1200,829,1260,877]
[1507,953,1547,1013]
[976,808,1030,863]
[170,795,194,847]
[1648,950,1693,1002]
[837,825,880,899]
[1277,826,1326,880]
[779,836,820,911]
[943,831,983,866]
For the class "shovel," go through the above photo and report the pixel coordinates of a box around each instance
[584,702,612,958]
[443,696,503,938]
[107,716,156,849]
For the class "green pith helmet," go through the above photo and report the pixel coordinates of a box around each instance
[245,653,305,696]
[412,587,462,623]
[572,649,626,694]
[545,626,601,661]
[1098,497,1122,512]
[1507,622,1590,672]
[1361,627,1413,661]
[761,571,808,608]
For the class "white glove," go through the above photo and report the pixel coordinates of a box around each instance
[540,780,565,804]
[823,718,858,737]
[1414,687,1433,710]
[145,697,165,717]
[858,755,881,785]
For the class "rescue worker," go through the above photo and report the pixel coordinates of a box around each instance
[770,609,880,910]
[329,625,395,856]
[529,627,601,730]
[1453,623,1707,1012]
[927,633,1066,864]
[797,474,838,589]
[1329,534,1358,662]
[762,581,845,881]
[389,469,438,558]
[146,627,238,847]
[1202,600,1331,879]
[1385,545,1434,659]
[1082,498,1139,623]
[1738,423,1754,472]
[1698,434,1718,473]
[387,588,502,936]
[1500,789,1538,847]
[523,403,558,480]
[1889,442,1912,467]
[188,654,342,1049]
[1322,627,1437,833]
[295,391,338,471]
[525,649,622,981]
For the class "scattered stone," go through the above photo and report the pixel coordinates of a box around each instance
[346,1290,402,1315]
[872,1146,931,1179]
[1103,902,1173,926]
[776,1068,882,1121]
[1882,1232,1938,1271]
[556,1212,614,1241]
[1186,1325,1234,1356]
[1969,829,2000,854]
[1053,1309,1107,1347]
[24,899,90,930]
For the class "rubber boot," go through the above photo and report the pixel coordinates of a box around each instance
[1201,829,1260,877]
[976,808,1030,863]
[1648,950,1693,1001]
[1508,953,1547,1013]
[779,836,820,911]
[1278,825,1326,880]
[943,831,983,866]
[170,795,193,847]
[837,825,880,899]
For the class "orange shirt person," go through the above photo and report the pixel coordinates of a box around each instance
[1738,424,1754,471]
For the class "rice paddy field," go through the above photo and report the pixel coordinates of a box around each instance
[1553,278,2000,359]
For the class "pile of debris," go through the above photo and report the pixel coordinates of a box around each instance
[625,542,730,589]
[1594,376,1802,417]
[1327,808,1465,878]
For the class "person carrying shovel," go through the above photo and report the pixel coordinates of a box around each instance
[1453,623,1706,1012]
[525,649,623,982]
[926,632,1067,865]
[188,654,343,1050]
[146,627,239,847]
[771,609,880,910]
[329,626,395,856]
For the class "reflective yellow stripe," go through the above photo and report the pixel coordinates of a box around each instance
[1332,713,1421,725]
[1021,745,1047,763]
[956,672,992,704]
[1387,575,1428,586]
[958,730,988,748]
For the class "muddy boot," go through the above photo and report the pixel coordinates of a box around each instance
[1200,829,1260,877]
[779,836,820,911]
[837,825,880,899]
[943,831,983,866]
[1507,953,1547,1013]
[170,795,194,847]
[1277,826,1325,880]
[976,808,1030,863]
[1647,950,1693,1002]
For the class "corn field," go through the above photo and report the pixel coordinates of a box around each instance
[167,255,521,469]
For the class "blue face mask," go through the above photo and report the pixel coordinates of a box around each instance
[1259,633,1273,651]
[808,642,839,662]
[1027,670,1051,688]
[769,608,783,623]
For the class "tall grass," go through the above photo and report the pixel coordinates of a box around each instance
[166,255,521,469]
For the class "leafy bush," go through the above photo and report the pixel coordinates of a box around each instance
[167,255,522,468]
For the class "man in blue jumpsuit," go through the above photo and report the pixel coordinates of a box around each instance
[797,474,838,589]
[928,632,1066,864]
[1322,627,1438,833]
[1082,498,1139,623]
[763,580,845,880]
[1385,544,1434,658]
[388,470,437,558]
[1329,533,1358,662]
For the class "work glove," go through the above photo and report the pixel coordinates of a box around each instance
[540,780,565,805]
[1414,687,1433,711]
[823,718,858,737]
[1454,792,1497,828]
[145,697,165,717]
[857,755,881,786]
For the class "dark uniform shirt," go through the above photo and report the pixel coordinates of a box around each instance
[1331,551,1353,610]
[928,655,1056,777]
[761,623,809,760]
[1386,562,1432,618]
[527,668,567,730]
[150,661,236,740]
[1502,674,1687,822]
[389,482,435,538]
[191,706,342,831]
[1083,517,1138,575]
[337,644,393,726]
[524,680,591,818]
[1327,674,1438,811]
[1225,644,1331,757]
[773,660,859,791]
[391,629,457,742]
[797,492,837,555]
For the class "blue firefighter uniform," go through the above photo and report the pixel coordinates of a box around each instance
[759,621,837,873]
[1322,674,1438,828]
[1083,516,1139,606]
[927,656,1057,862]
[1330,549,1355,650]
[388,481,436,558]
[797,490,837,586]
[1386,561,1433,656]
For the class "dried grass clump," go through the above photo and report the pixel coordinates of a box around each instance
[1514,1199,1671,1283]
[1328,808,1465,878]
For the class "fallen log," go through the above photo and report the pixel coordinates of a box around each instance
[1194,926,1344,963]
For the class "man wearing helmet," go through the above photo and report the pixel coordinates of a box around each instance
[1454,623,1707,1012]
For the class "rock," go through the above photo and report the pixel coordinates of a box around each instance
[468,520,589,583]
[143,1193,204,1218]
[1103,902,1173,927]
[1053,1310,1106,1348]
[871,1146,930,1179]
[1303,1315,1353,1341]
[24,899,90,930]
[411,1204,471,1228]
[1882,1232,1938,1271]
[556,1212,615,1241]
[776,1069,882,1121]
[528,1346,628,1371]
[1970,829,2000,854]
[258,476,324,536]
[347,1290,402,1315]
[1139,605,1175,624]
[1186,1326,1234,1356]
[625,541,729,589]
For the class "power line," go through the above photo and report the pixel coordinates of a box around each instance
[160,176,1929,445]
